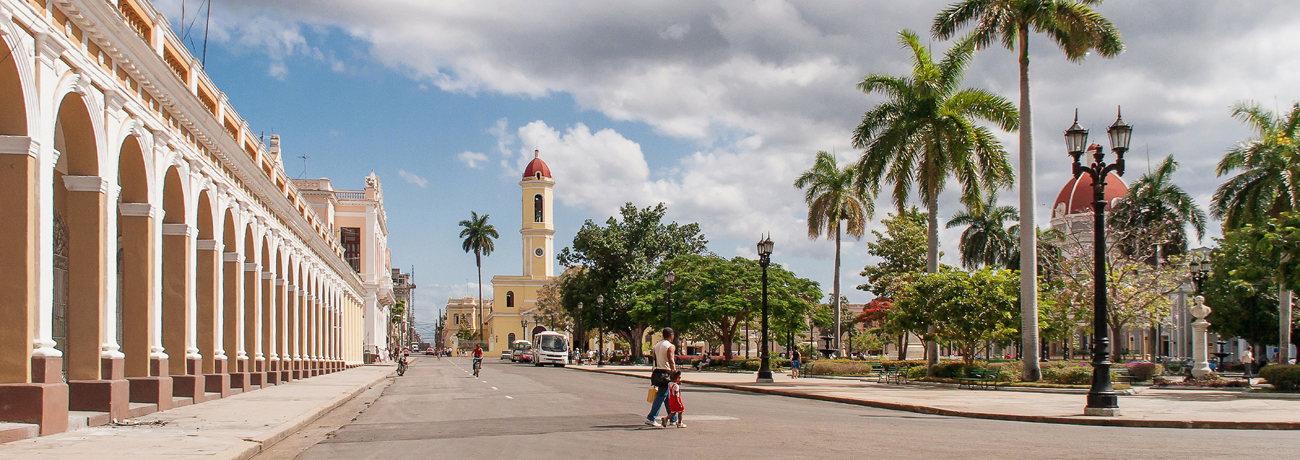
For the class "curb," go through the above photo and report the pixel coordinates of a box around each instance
[218,366,395,460]
[571,366,1300,430]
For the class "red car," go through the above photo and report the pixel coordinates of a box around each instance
[518,350,534,363]
[423,349,437,355]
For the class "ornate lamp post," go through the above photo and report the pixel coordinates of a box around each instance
[757,234,775,383]
[1066,108,1132,417]
[1189,259,1210,295]
[577,302,584,362]
[597,295,606,367]
[665,270,676,348]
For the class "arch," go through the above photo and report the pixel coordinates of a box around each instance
[0,33,27,135]
[506,291,514,309]
[508,333,516,345]
[258,233,277,383]
[160,165,197,381]
[221,206,244,381]
[117,134,153,381]
[53,92,100,176]
[195,190,221,377]
[242,224,260,381]
[533,194,543,223]
[161,167,186,224]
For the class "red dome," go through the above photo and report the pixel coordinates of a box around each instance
[523,150,551,179]
[1053,170,1127,218]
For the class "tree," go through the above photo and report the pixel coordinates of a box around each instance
[891,269,1021,365]
[853,29,1017,370]
[933,0,1124,380]
[459,211,498,342]
[1211,102,1300,362]
[795,151,870,356]
[534,281,573,334]
[1204,226,1282,355]
[858,209,930,300]
[558,203,708,361]
[632,255,821,359]
[946,191,1018,269]
[1110,155,1207,259]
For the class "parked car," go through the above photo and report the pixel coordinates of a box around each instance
[424,349,437,355]
[500,350,511,360]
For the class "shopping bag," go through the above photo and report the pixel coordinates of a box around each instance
[646,386,657,403]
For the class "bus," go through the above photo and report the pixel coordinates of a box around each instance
[510,339,533,362]
[532,331,569,367]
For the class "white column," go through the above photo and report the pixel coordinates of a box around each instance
[1190,296,1212,379]
[31,32,64,359]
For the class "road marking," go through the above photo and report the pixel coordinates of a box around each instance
[491,386,498,390]
[684,415,738,421]
[505,396,514,399]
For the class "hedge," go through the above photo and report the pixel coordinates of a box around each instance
[1260,364,1300,392]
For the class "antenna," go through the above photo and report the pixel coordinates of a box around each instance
[201,0,212,66]
[297,154,309,179]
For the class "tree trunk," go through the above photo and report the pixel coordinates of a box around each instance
[898,333,909,361]
[1016,25,1042,382]
[1281,288,1292,364]
[926,192,940,371]
[476,251,484,344]
[834,224,843,356]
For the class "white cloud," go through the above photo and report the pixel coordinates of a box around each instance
[457,151,489,169]
[397,169,428,188]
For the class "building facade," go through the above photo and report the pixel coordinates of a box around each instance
[444,296,482,352]
[486,151,559,352]
[391,268,416,352]
[0,0,366,436]
[294,174,396,361]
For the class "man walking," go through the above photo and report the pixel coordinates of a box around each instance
[1241,346,1255,384]
[646,328,677,428]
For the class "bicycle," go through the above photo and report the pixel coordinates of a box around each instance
[473,358,482,378]
[397,358,408,376]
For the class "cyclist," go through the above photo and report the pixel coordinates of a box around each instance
[397,353,408,376]
[473,344,484,377]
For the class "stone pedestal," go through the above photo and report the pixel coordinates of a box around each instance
[128,357,173,410]
[1190,296,1213,379]
[205,358,231,398]
[229,356,251,393]
[290,359,302,380]
[171,358,205,403]
[67,357,130,420]
[265,359,281,386]
[0,356,69,436]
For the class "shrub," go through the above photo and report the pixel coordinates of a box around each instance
[931,362,974,379]
[1261,364,1300,392]
[1042,365,1092,385]
[1125,362,1161,381]
[906,365,928,380]
[806,361,876,376]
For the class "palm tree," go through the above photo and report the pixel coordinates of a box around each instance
[459,211,499,342]
[795,151,871,356]
[853,29,1018,369]
[946,191,1018,269]
[932,0,1124,381]
[1110,154,1207,259]
[1212,100,1300,365]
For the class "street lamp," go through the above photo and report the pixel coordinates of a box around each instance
[597,294,606,367]
[577,302,584,363]
[665,270,676,348]
[1189,258,1210,296]
[1067,107,1132,417]
[521,319,527,342]
[756,234,775,383]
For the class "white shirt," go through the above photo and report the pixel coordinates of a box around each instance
[653,340,675,371]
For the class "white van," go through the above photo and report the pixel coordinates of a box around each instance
[531,331,569,367]
[510,339,533,362]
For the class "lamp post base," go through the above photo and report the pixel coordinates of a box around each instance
[757,369,773,383]
[1084,407,1121,417]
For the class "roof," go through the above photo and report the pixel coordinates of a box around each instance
[523,149,551,179]
[1053,145,1128,218]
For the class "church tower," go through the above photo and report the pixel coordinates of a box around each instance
[520,150,554,279]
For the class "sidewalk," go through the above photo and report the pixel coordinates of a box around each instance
[573,365,1300,430]
[0,364,395,459]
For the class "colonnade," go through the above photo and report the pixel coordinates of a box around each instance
[0,0,366,436]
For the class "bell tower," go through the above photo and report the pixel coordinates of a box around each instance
[520,150,554,279]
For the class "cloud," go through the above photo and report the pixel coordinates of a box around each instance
[397,169,428,188]
[457,151,489,169]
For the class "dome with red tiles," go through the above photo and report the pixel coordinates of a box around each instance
[1052,146,1128,218]
[523,150,551,180]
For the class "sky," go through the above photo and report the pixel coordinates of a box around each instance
[153,1,1300,336]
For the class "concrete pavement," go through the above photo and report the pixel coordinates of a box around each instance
[576,364,1300,429]
[0,363,395,460]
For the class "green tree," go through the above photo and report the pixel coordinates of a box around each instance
[891,269,1021,365]
[857,209,930,300]
[933,0,1124,380]
[795,151,870,356]
[1111,155,1207,258]
[852,29,1017,369]
[1211,102,1300,230]
[946,191,1018,269]
[558,203,708,361]
[1204,227,1282,355]
[459,211,498,341]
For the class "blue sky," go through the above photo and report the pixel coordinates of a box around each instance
[154,1,1300,335]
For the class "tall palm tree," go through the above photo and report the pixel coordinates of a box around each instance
[946,191,1018,269]
[1212,100,1300,364]
[1111,154,1207,258]
[459,211,499,342]
[853,29,1018,369]
[932,0,1123,381]
[795,151,871,356]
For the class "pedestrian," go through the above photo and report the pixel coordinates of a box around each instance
[1241,346,1255,382]
[661,369,686,428]
[645,327,677,428]
[790,348,801,379]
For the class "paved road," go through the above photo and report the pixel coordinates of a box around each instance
[297,358,1300,459]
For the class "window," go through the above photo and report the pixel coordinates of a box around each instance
[534,194,543,222]
[506,291,514,308]
[454,314,459,325]
[340,227,361,272]
[508,333,516,344]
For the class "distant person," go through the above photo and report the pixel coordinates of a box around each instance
[645,328,677,428]
[790,349,802,379]
[1242,346,1255,381]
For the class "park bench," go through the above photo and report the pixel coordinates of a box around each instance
[1114,368,1142,384]
[879,365,909,384]
[727,360,746,372]
[958,369,999,390]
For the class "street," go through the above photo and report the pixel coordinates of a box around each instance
[291,358,1300,459]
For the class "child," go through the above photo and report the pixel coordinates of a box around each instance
[661,370,686,428]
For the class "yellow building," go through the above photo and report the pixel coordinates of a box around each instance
[485,151,558,352]
[444,296,483,352]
